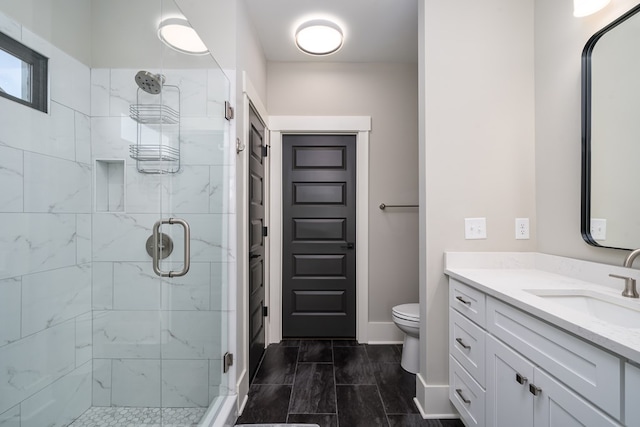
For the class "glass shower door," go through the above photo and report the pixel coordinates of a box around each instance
[0,0,231,424]
[90,0,232,424]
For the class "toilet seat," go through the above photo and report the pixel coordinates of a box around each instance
[392,303,420,322]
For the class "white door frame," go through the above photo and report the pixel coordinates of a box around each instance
[268,116,371,343]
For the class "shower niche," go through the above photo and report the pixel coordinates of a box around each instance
[129,71,181,174]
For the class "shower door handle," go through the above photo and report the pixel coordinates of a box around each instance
[152,218,191,277]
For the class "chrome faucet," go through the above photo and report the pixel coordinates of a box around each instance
[609,248,640,298]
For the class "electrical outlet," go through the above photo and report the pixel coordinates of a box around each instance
[465,218,487,239]
[515,218,530,240]
[590,218,607,241]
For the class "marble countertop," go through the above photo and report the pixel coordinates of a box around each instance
[444,252,640,364]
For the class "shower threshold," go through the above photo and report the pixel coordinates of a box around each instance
[69,406,207,427]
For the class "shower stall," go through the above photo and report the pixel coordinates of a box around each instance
[0,0,234,426]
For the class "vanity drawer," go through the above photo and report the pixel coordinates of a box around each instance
[450,308,485,386]
[450,355,485,427]
[486,297,621,419]
[449,279,486,327]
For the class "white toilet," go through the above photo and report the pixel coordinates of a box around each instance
[392,303,420,374]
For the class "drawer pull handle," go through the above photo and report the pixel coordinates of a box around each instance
[529,384,542,396]
[516,373,528,385]
[456,296,471,305]
[455,388,471,404]
[455,338,471,350]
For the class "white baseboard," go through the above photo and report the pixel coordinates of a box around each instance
[367,321,404,344]
[201,395,237,427]
[236,368,249,416]
[414,373,459,418]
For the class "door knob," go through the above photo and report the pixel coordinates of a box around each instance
[340,243,355,249]
[250,253,260,259]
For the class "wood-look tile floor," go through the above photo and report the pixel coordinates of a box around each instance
[235,340,464,427]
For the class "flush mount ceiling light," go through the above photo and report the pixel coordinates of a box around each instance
[158,17,208,55]
[573,0,611,17]
[295,19,344,56]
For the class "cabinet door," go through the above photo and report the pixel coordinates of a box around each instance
[626,362,640,425]
[486,335,534,427]
[533,368,621,427]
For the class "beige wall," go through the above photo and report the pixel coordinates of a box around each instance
[419,0,536,412]
[267,61,419,322]
[535,0,639,264]
[0,0,91,64]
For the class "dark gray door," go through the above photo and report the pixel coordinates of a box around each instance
[248,105,266,379]
[282,134,356,338]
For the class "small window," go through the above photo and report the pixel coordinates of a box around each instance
[0,31,48,113]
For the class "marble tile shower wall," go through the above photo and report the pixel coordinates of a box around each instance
[0,11,93,427]
[89,68,232,409]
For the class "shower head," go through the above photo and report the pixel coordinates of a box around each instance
[135,71,166,95]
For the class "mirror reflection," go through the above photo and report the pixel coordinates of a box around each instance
[582,4,640,250]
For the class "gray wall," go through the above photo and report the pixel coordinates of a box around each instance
[267,61,419,323]
[419,0,536,413]
[535,0,639,263]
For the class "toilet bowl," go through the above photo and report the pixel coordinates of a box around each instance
[392,303,420,374]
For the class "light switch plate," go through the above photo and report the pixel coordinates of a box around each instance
[465,218,487,239]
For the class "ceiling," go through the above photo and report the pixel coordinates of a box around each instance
[243,0,419,63]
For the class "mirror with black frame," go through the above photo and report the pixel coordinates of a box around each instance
[582,3,640,250]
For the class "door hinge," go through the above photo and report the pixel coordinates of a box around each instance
[224,101,234,121]
[263,306,268,317]
[223,352,234,373]
[262,226,268,237]
[262,145,269,157]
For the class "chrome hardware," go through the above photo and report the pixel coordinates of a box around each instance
[223,352,234,373]
[456,296,471,305]
[225,101,234,120]
[529,384,542,396]
[236,138,246,154]
[145,232,173,259]
[610,273,639,298]
[151,218,190,277]
[456,337,471,350]
[379,203,419,210]
[455,388,471,404]
[516,373,528,385]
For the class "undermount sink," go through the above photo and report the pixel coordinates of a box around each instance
[524,288,640,329]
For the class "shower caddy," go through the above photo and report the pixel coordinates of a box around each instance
[129,83,181,174]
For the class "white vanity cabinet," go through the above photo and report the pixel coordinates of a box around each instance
[449,278,624,427]
[486,335,620,427]
[625,362,640,425]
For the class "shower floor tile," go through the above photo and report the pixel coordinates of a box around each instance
[69,406,206,427]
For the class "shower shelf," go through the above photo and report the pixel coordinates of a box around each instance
[129,82,181,174]
[129,144,179,162]
[129,104,179,125]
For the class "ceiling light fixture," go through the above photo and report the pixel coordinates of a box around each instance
[573,0,611,17]
[158,17,208,55]
[295,19,343,56]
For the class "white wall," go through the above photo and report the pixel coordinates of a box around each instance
[535,0,639,264]
[229,0,269,411]
[0,10,93,425]
[419,0,536,415]
[267,61,419,330]
[0,0,91,65]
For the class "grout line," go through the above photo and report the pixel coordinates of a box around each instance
[284,343,300,423]
[333,340,340,427]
